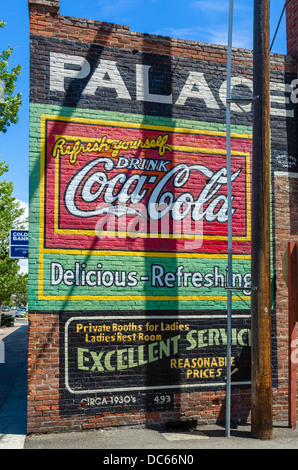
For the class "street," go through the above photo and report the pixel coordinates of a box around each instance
[1,308,27,320]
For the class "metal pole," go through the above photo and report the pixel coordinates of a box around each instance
[251,0,273,440]
[225,0,234,439]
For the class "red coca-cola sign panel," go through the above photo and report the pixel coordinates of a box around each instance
[42,116,252,255]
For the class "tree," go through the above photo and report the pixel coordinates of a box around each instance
[13,273,28,307]
[0,20,22,133]
[0,21,23,325]
[0,162,26,324]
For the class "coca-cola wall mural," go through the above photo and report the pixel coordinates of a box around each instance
[29,36,296,413]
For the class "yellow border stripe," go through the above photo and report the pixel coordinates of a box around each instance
[40,247,251,259]
[52,132,251,241]
[39,294,251,301]
[42,114,252,139]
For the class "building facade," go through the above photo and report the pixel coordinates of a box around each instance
[27,0,297,433]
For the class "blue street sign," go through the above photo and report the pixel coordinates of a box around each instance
[9,229,29,258]
[10,246,28,258]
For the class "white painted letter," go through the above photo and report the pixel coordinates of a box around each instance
[83,60,131,99]
[50,52,91,92]
[219,77,253,113]
[176,72,219,108]
[51,262,63,285]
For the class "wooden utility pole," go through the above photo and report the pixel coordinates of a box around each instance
[251,0,273,440]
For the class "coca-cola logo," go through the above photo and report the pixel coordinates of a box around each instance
[43,117,252,255]
[63,155,241,222]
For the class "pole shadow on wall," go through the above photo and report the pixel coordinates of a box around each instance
[214,59,254,428]
[137,43,182,424]
[30,34,118,308]
[29,27,121,419]
[29,24,184,424]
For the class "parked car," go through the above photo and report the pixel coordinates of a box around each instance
[15,307,26,318]
[2,306,10,312]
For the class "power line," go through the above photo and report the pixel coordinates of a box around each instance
[270,0,293,51]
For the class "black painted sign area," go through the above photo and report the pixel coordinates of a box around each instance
[59,312,251,415]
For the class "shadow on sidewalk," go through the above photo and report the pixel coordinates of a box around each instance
[0,325,28,435]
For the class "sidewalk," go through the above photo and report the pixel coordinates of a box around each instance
[24,422,298,450]
[0,320,28,449]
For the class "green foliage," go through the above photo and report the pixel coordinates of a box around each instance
[0,22,24,323]
[1,313,14,327]
[0,20,22,134]
[13,272,28,306]
[0,161,26,306]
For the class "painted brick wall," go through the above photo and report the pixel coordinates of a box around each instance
[27,0,298,434]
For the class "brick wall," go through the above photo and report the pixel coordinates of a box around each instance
[28,314,253,434]
[27,0,297,433]
[286,0,298,59]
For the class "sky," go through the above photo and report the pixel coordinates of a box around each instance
[0,0,289,273]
